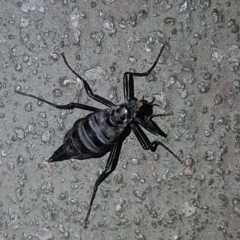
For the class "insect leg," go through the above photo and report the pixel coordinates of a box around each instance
[134,116,167,137]
[16,90,99,112]
[123,39,169,101]
[84,140,123,228]
[123,73,134,101]
[143,113,174,136]
[130,123,183,163]
[61,53,115,108]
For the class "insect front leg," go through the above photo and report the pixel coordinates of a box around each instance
[144,113,174,136]
[15,89,99,112]
[134,116,167,137]
[130,123,183,164]
[134,113,173,137]
[84,140,123,228]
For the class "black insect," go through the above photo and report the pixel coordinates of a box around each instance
[16,39,182,228]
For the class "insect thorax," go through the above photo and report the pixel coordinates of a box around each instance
[107,100,139,128]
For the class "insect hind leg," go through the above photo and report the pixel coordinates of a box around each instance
[15,89,99,112]
[61,53,115,108]
[84,140,123,228]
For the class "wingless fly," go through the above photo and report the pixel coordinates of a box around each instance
[16,39,183,228]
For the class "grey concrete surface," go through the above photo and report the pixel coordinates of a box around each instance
[0,0,240,239]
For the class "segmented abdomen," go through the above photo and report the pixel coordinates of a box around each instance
[49,109,121,162]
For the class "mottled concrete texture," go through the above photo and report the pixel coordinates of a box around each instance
[1,0,240,239]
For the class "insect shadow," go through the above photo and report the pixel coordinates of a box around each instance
[16,38,183,228]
